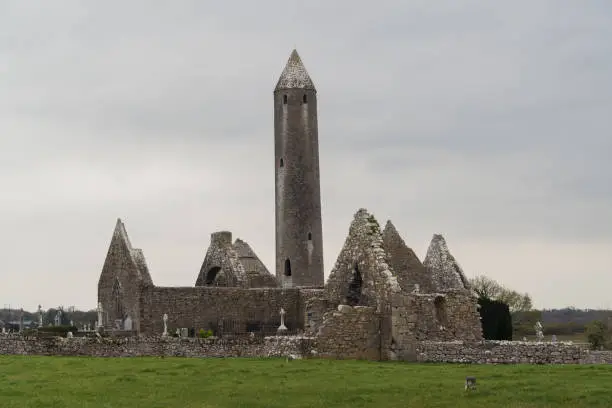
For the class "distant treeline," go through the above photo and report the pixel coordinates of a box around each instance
[512,308,612,337]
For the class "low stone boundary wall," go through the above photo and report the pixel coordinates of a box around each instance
[0,335,317,359]
[580,350,612,364]
[416,341,587,364]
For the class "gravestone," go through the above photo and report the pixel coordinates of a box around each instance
[534,321,544,342]
[37,305,43,328]
[465,376,477,391]
[124,315,133,331]
[96,303,103,329]
[162,314,168,336]
[277,308,288,335]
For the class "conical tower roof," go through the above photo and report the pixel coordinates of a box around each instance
[274,49,316,91]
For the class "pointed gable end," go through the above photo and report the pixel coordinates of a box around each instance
[382,220,435,293]
[423,234,470,292]
[99,219,153,287]
[325,209,400,309]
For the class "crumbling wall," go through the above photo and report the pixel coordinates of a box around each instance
[232,239,278,288]
[382,221,435,293]
[139,286,301,335]
[316,305,382,360]
[195,232,249,288]
[325,209,401,310]
[299,289,330,334]
[390,292,483,361]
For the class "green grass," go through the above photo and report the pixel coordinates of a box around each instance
[1,356,611,408]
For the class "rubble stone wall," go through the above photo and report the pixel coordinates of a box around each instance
[316,305,382,360]
[0,335,316,358]
[416,341,587,364]
[390,292,483,361]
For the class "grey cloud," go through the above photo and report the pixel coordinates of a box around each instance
[0,0,611,311]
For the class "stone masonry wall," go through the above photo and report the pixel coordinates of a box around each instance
[139,286,302,335]
[382,221,435,293]
[416,341,586,364]
[390,292,482,361]
[325,210,400,310]
[316,305,382,360]
[0,335,315,359]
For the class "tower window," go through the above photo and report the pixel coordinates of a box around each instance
[279,158,284,168]
[303,94,308,104]
[284,259,292,276]
[307,232,312,240]
[283,95,288,104]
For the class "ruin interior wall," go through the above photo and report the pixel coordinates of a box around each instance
[390,291,483,361]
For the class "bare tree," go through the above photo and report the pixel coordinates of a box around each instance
[470,275,533,312]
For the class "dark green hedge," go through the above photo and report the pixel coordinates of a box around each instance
[478,297,512,340]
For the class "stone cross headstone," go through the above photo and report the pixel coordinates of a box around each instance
[534,321,544,342]
[162,314,168,336]
[37,305,43,328]
[277,307,288,334]
[96,303,103,330]
[19,308,24,332]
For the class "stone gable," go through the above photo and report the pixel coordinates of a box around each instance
[195,232,249,288]
[423,234,470,292]
[324,209,400,310]
[98,219,152,332]
[232,239,278,288]
[382,220,435,293]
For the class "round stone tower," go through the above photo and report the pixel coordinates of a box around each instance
[274,49,324,288]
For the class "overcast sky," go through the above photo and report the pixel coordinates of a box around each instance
[1,1,610,312]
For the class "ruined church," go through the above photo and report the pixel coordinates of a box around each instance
[97,50,483,359]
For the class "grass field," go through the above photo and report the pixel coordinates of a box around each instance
[1,356,611,408]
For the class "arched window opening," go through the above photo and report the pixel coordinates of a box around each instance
[303,94,308,104]
[346,264,363,306]
[279,158,284,168]
[112,278,124,319]
[283,94,288,104]
[284,259,292,276]
[307,232,312,241]
[434,296,448,326]
[206,266,222,285]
